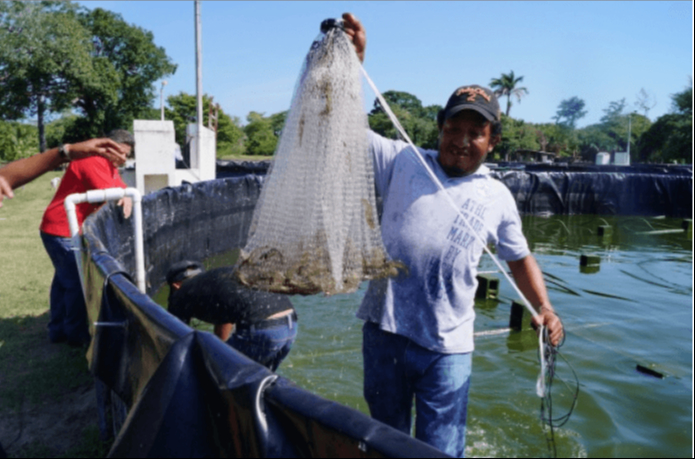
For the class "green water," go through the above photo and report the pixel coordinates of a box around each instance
[155,215,693,457]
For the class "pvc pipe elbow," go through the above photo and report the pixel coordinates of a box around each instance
[125,187,142,203]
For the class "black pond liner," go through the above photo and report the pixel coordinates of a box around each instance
[80,162,691,457]
[81,174,447,458]
[490,163,692,218]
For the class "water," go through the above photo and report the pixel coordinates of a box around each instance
[154,215,693,457]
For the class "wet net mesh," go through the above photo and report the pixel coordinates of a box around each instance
[234,24,403,295]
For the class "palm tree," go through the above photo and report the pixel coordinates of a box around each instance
[490,71,529,117]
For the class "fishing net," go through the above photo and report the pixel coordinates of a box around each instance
[234,21,403,295]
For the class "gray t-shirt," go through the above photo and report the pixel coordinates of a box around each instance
[357,131,530,353]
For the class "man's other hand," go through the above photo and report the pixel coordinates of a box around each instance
[117,196,133,219]
[69,138,129,167]
[342,13,366,63]
[532,308,564,347]
[0,175,14,208]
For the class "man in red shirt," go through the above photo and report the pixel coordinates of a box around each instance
[39,129,135,347]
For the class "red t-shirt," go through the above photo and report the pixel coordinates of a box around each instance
[40,156,127,238]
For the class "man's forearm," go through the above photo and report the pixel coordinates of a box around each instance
[0,147,65,190]
[507,255,552,313]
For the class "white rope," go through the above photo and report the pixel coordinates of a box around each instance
[359,65,548,397]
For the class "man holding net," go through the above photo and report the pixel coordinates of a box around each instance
[341,13,564,457]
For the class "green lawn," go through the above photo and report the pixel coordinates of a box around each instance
[0,171,110,457]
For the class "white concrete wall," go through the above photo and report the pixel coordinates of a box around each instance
[133,120,177,195]
[596,152,611,165]
[129,120,216,195]
[186,124,216,182]
[613,152,631,166]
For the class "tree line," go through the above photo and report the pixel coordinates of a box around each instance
[1,2,691,164]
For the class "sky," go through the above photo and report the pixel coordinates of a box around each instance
[75,1,693,128]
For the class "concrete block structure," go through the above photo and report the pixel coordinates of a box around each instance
[121,120,216,195]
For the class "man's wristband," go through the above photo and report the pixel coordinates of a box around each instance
[58,144,71,162]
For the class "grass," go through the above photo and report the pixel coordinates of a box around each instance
[0,171,111,457]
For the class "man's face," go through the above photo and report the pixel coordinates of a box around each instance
[437,111,498,177]
[121,144,133,158]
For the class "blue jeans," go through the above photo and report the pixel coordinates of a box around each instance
[40,232,89,346]
[227,314,297,372]
[362,321,472,458]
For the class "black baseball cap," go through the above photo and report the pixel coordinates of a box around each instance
[166,260,204,285]
[438,85,501,126]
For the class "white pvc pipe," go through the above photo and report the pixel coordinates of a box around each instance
[64,187,146,294]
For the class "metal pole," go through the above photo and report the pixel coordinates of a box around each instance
[195,0,203,164]
[160,80,168,121]
[627,113,632,159]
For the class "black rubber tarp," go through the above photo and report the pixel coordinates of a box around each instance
[492,168,692,218]
[81,175,447,458]
[78,161,692,457]
[217,161,693,218]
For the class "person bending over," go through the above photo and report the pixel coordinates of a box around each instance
[166,261,298,372]
[39,129,135,347]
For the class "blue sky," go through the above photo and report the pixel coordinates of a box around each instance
[76,1,692,128]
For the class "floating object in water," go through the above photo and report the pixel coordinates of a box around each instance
[476,274,500,300]
[580,254,601,266]
[597,225,613,239]
[580,254,601,273]
[509,300,533,331]
[683,219,692,240]
[636,364,665,379]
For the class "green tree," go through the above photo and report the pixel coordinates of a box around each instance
[244,111,278,156]
[45,111,80,149]
[670,77,692,115]
[68,7,177,140]
[553,96,588,129]
[496,115,540,160]
[600,98,627,124]
[637,80,692,163]
[368,90,441,149]
[165,92,245,158]
[535,123,579,158]
[269,111,288,137]
[370,91,424,115]
[0,120,39,162]
[489,71,528,117]
[0,1,97,151]
[576,124,615,159]
[637,114,691,163]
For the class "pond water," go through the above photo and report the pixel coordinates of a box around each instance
[152,214,692,458]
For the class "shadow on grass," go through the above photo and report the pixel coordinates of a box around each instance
[0,313,112,457]
[0,313,91,411]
